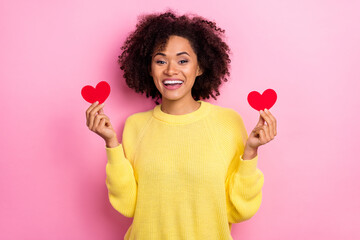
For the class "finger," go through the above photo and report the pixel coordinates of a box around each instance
[252,126,262,137]
[260,110,272,127]
[265,110,277,136]
[262,124,271,142]
[100,118,113,132]
[264,117,274,139]
[261,110,274,137]
[86,101,99,118]
[104,118,112,128]
[89,103,105,129]
[90,102,105,116]
[91,114,101,130]
[259,129,265,145]
[98,118,106,130]
[96,114,111,129]
[97,113,110,122]
[256,113,265,127]
[92,114,106,131]
[86,101,100,126]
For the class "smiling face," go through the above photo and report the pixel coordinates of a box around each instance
[150,35,203,104]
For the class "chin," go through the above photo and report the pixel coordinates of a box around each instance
[162,96,183,102]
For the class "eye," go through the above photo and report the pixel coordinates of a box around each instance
[179,60,188,64]
[156,60,166,64]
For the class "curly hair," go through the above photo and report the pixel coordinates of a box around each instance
[118,9,231,105]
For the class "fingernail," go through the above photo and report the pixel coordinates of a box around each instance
[265,108,268,113]
[260,110,263,114]
[100,103,105,106]
[95,101,99,104]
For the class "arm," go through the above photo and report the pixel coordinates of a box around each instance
[225,152,264,223]
[105,117,138,218]
[225,111,264,223]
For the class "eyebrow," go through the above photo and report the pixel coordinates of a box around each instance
[154,52,190,57]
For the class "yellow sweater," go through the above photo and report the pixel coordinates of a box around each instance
[105,100,264,240]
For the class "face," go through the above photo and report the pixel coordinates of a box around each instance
[150,35,203,103]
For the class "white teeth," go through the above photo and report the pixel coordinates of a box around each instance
[163,80,183,84]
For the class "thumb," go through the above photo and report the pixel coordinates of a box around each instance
[256,112,265,127]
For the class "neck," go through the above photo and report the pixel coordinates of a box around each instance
[161,98,201,115]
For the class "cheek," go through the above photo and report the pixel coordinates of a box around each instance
[151,66,162,78]
[185,66,199,78]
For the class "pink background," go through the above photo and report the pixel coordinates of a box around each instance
[1,0,359,239]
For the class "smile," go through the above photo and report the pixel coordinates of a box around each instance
[162,79,184,90]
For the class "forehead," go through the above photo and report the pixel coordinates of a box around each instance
[153,35,196,55]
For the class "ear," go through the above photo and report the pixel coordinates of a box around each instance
[148,65,152,77]
[196,65,203,77]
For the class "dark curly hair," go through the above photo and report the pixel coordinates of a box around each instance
[118,9,231,105]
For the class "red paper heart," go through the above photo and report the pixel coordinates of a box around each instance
[247,89,277,111]
[81,81,110,104]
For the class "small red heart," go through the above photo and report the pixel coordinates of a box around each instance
[81,81,111,104]
[247,89,277,111]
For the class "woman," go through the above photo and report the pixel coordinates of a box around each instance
[86,10,277,240]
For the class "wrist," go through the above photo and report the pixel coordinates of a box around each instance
[105,136,119,148]
[242,146,258,160]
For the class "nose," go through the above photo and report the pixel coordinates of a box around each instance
[164,61,178,75]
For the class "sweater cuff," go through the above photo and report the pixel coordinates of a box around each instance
[238,154,258,176]
[105,144,126,165]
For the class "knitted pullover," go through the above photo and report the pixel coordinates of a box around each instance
[105,100,264,240]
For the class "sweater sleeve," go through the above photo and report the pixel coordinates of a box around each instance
[225,111,264,223]
[105,116,138,218]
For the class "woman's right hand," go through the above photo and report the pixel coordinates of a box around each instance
[86,101,119,146]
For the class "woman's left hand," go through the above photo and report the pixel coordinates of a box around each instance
[245,109,277,152]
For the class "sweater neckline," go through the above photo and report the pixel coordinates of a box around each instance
[153,100,211,124]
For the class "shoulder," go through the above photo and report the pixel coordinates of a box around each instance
[207,103,247,145]
[121,108,153,158]
[208,103,245,127]
[206,102,246,137]
[124,108,153,132]
[206,103,247,156]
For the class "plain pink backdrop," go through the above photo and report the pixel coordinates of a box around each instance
[1,0,359,239]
